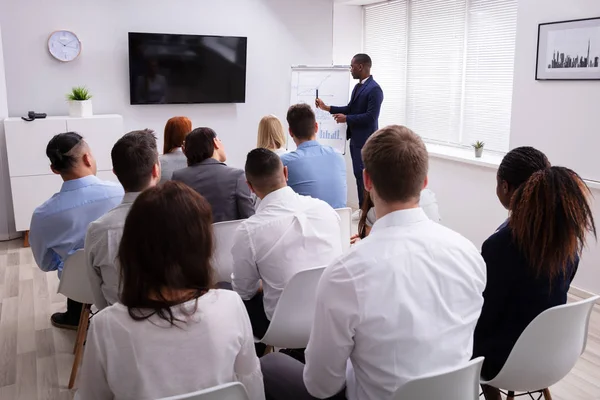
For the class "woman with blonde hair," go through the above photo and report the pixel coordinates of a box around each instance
[257,115,288,156]
[160,116,192,183]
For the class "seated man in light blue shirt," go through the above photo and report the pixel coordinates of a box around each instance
[281,104,347,209]
[30,132,123,330]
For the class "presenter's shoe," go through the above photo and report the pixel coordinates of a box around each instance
[352,209,361,222]
[50,311,80,330]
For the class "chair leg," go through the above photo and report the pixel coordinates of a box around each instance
[507,391,515,400]
[542,389,552,400]
[73,305,88,354]
[68,305,91,389]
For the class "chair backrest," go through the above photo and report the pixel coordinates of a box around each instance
[335,207,352,252]
[260,266,326,349]
[212,219,244,283]
[156,382,249,400]
[484,296,599,392]
[57,249,95,305]
[393,357,484,400]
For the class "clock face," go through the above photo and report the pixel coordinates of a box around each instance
[48,30,81,62]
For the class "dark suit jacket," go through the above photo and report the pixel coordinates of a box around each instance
[329,76,384,148]
[172,158,255,223]
[473,220,578,379]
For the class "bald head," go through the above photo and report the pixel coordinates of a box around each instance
[245,148,287,198]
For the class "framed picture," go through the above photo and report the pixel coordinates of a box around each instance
[536,17,600,80]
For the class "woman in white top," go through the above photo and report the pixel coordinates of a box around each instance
[76,182,265,400]
[257,115,288,156]
[159,116,192,183]
[351,188,441,242]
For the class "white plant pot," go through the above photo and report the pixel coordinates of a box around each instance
[68,100,93,117]
[474,147,484,158]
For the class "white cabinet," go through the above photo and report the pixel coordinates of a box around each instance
[4,115,123,231]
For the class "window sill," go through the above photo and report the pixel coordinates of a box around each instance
[425,142,503,170]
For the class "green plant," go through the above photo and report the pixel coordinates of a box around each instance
[66,86,92,101]
[472,140,485,149]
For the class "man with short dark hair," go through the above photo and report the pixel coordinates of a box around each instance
[85,129,161,309]
[232,148,342,343]
[281,104,347,209]
[316,53,383,208]
[261,125,486,400]
[172,127,254,222]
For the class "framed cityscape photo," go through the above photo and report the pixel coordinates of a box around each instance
[536,17,600,80]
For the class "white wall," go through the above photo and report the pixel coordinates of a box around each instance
[510,0,600,183]
[0,0,334,169]
[0,21,16,240]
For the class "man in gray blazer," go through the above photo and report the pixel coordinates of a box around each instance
[172,127,254,223]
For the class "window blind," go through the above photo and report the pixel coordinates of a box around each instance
[364,1,408,128]
[363,0,517,152]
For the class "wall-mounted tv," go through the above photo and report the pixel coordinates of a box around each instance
[128,32,247,105]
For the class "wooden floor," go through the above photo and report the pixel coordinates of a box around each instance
[0,239,599,400]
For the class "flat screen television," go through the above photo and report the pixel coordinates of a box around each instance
[128,32,247,104]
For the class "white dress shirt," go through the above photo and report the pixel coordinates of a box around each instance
[76,290,265,400]
[84,192,140,309]
[231,186,343,320]
[273,147,289,157]
[303,208,486,400]
[366,188,441,226]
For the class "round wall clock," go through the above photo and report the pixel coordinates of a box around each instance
[48,30,81,62]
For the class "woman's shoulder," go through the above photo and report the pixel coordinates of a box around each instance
[482,221,513,253]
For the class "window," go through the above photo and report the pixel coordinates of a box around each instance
[364,0,517,152]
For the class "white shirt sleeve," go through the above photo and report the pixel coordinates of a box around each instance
[303,260,360,398]
[231,226,261,300]
[75,315,112,400]
[84,224,110,310]
[233,295,266,400]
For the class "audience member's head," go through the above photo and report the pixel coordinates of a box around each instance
[183,127,226,166]
[244,148,288,199]
[362,125,428,208]
[118,181,214,325]
[46,132,97,180]
[498,146,596,280]
[351,53,372,80]
[286,103,318,145]
[111,129,160,193]
[163,116,192,154]
[496,146,550,209]
[257,115,286,151]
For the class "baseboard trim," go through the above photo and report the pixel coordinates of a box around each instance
[570,286,600,303]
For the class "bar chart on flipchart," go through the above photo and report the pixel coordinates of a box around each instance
[290,66,351,154]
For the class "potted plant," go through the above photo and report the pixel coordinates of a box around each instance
[472,141,484,158]
[66,86,93,117]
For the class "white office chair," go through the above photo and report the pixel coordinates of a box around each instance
[393,357,484,400]
[157,382,249,400]
[57,249,95,389]
[257,266,326,349]
[212,219,244,283]
[335,207,352,251]
[482,296,599,399]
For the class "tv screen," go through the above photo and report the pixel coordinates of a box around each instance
[128,32,247,104]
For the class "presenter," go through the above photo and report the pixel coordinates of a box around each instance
[316,53,383,208]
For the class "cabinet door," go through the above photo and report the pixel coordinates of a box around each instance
[4,119,68,177]
[66,116,124,172]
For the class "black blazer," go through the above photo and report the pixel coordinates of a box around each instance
[473,220,577,379]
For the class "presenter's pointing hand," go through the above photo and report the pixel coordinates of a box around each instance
[315,98,330,111]
[333,114,347,123]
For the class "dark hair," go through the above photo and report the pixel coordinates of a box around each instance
[358,191,374,239]
[499,147,596,280]
[46,132,84,173]
[362,125,428,202]
[184,127,217,166]
[118,181,214,325]
[353,53,372,68]
[163,116,192,154]
[245,148,284,192]
[287,104,316,140]
[111,130,158,192]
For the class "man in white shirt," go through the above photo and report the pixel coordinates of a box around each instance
[232,148,343,341]
[261,125,486,399]
[85,130,161,309]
